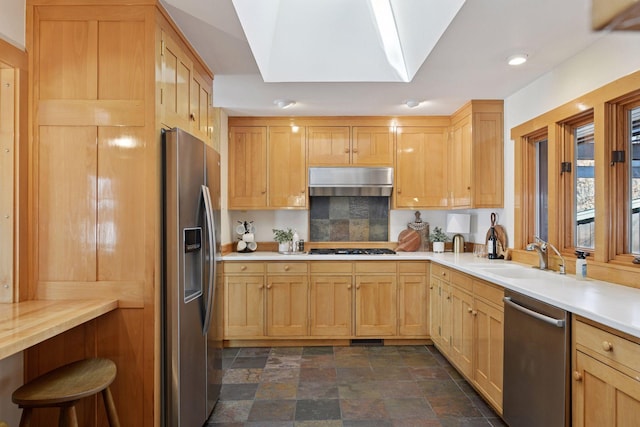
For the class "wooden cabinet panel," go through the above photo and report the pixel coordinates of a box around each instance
[190,69,212,143]
[228,127,267,208]
[307,126,350,165]
[310,275,352,337]
[449,114,472,208]
[268,126,307,208]
[351,126,394,165]
[98,21,145,100]
[395,126,448,208]
[574,351,640,427]
[38,20,97,100]
[398,273,429,336]
[38,126,97,281]
[224,275,265,338]
[473,111,504,208]
[451,286,473,378]
[473,297,503,412]
[266,275,308,336]
[355,275,397,336]
[97,127,146,281]
[160,30,192,130]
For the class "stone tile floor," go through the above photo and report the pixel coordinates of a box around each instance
[207,345,508,427]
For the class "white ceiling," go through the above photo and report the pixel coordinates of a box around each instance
[161,0,607,117]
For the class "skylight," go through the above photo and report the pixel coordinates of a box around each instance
[232,0,465,83]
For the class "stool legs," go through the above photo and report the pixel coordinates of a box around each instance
[58,404,78,427]
[101,386,120,427]
[18,407,32,427]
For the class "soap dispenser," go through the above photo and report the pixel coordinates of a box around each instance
[575,251,588,280]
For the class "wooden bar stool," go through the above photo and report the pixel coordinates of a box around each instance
[12,358,120,427]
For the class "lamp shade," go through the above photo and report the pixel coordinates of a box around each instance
[446,213,471,234]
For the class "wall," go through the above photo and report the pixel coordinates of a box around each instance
[0,0,24,49]
[503,32,640,243]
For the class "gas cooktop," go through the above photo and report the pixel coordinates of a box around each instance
[309,248,396,255]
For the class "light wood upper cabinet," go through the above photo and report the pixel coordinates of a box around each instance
[307,126,350,165]
[308,126,393,166]
[190,67,212,143]
[228,126,268,208]
[160,30,192,130]
[351,126,394,165]
[449,100,504,209]
[395,126,449,208]
[268,126,307,208]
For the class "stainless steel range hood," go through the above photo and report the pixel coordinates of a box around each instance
[308,167,393,196]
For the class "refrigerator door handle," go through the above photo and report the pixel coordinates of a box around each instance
[201,184,216,335]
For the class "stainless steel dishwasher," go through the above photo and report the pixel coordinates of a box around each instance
[503,290,570,427]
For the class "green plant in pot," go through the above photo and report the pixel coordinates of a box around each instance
[430,226,449,253]
[272,228,294,252]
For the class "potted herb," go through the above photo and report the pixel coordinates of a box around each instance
[430,226,449,253]
[272,228,294,253]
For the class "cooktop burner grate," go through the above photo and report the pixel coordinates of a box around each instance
[309,248,396,255]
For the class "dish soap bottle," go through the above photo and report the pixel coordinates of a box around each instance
[575,251,588,280]
[292,230,299,253]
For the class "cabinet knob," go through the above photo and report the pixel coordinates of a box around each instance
[446,295,451,300]
[352,149,358,153]
[356,285,361,290]
[442,272,446,276]
[258,285,263,289]
[347,285,352,290]
[429,285,433,289]
[240,265,247,271]
[190,113,196,121]
[284,265,290,271]
[267,285,272,290]
[602,341,613,352]
[467,307,473,313]
[573,371,583,381]
[472,310,478,316]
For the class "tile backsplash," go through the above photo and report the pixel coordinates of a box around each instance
[310,196,389,241]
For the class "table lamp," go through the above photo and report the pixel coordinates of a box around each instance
[446,213,471,253]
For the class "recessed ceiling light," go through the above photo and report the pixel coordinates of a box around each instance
[274,99,296,109]
[507,54,528,66]
[404,99,421,108]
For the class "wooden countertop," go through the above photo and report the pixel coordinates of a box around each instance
[0,299,118,360]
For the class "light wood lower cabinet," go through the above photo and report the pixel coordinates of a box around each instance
[573,318,640,426]
[224,260,431,341]
[430,263,504,414]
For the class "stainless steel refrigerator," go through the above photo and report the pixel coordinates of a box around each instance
[162,128,222,426]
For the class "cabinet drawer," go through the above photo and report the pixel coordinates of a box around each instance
[431,263,450,281]
[224,262,265,274]
[450,271,472,293]
[575,320,640,374]
[267,262,308,274]
[398,262,428,274]
[310,262,353,274]
[473,280,503,306]
[354,262,397,274]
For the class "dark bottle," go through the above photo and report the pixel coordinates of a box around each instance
[487,226,498,259]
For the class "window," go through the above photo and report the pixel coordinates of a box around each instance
[631,106,640,254]
[535,138,549,242]
[574,122,595,250]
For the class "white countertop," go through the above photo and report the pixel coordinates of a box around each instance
[222,251,640,339]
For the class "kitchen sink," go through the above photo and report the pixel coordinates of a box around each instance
[478,266,546,279]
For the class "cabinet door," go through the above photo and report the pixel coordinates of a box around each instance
[308,126,350,165]
[190,69,212,143]
[224,275,265,338]
[309,275,353,337]
[160,30,192,130]
[574,351,640,427]
[398,274,428,337]
[429,276,442,346]
[450,115,472,208]
[395,127,448,208]
[439,282,453,353]
[472,111,503,208]
[266,275,308,336]
[352,126,394,166]
[355,275,397,336]
[451,287,474,378]
[473,298,504,413]
[268,126,307,208]
[228,127,267,208]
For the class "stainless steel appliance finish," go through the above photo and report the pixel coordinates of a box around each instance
[162,128,222,426]
[309,248,396,255]
[503,290,570,427]
[308,167,393,196]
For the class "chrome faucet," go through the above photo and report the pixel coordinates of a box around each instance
[526,236,566,274]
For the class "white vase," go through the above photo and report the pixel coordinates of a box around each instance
[278,242,291,253]
[433,241,445,253]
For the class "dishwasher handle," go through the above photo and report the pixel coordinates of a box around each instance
[503,296,565,328]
